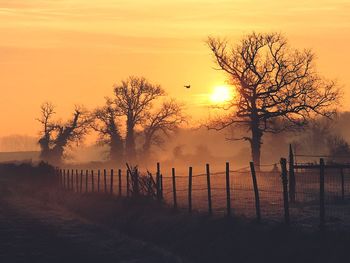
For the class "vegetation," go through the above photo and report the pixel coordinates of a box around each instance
[37,76,186,165]
[37,103,91,164]
[206,32,339,168]
[35,33,341,166]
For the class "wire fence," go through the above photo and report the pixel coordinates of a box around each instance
[293,166,350,228]
[57,157,350,229]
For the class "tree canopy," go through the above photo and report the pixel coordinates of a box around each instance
[207,32,339,167]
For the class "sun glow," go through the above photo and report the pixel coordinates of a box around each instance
[210,85,233,104]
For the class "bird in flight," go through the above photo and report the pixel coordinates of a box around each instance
[184,85,191,89]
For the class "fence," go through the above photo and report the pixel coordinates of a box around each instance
[55,151,350,229]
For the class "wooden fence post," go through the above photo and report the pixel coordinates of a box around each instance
[57,169,60,187]
[172,168,177,209]
[118,169,122,197]
[280,158,290,225]
[160,174,164,200]
[71,169,74,191]
[188,166,193,213]
[59,169,62,188]
[67,169,70,191]
[206,163,212,215]
[126,169,130,197]
[110,169,114,194]
[225,162,231,217]
[134,168,140,197]
[104,169,107,193]
[80,170,83,193]
[97,170,100,193]
[85,169,88,193]
[63,169,66,190]
[76,170,79,193]
[62,169,65,189]
[91,170,94,192]
[320,158,325,229]
[289,144,296,203]
[250,162,261,222]
[66,169,69,190]
[156,162,161,201]
[68,169,70,191]
[340,168,345,201]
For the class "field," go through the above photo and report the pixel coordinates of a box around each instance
[1,162,350,262]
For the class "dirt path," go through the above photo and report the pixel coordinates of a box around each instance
[0,193,184,263]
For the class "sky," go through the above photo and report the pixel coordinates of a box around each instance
[0,0,350,138]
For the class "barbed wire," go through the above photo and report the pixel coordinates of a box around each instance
[295,154,350,158]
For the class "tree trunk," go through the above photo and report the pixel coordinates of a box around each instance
[110,133,124,163]
[109,116,124,163]
[142,136,152,165]
[251,117,262,170]
[49,145,64,165]
[38,136,50,161]
[125,114,136,162]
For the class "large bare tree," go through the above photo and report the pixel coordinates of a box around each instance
[207,32,339,167]
[113,76,165,161]
[142,99,186,156]
[37,103,91,164]
[92,99,124,163]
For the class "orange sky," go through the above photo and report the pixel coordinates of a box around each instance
[0,0,350,138]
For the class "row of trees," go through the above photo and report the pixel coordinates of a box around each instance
[37,32,340,168]
[38,76,186,164]
[293,118,350,162]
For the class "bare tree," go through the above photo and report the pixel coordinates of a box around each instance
[37,104,91,164]
[294,117,350,163]
[50,106,91,163]
[92,99,124,163]
[37,102,56,160]
[113,76,165,161]
[327,134,350,162]
[142,99,186,156]
[207,32,339,168]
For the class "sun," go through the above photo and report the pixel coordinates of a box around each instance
[210,85,233,103]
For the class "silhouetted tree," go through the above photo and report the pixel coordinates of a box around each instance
[296,118,332,155]
[113,76,165,161]
[142,99,186,156]
[92,99,124,163]
[37,104,91,164]
[293,116,350,163]
[327,134,350,162]
[207,32,339,168]
[50,107,91,163]
[37,102,56,160]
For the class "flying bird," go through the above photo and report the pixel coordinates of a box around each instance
[184,85,191,89]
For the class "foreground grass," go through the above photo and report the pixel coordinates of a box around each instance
[1,166,350,263]
[51,191,349,263]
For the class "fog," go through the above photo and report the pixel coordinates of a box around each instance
[2,112,350,172]
[0,135,39,152]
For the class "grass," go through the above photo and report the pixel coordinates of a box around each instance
[48,191,350,263]
[1,164,350,262]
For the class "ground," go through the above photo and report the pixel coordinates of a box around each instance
[0,171,350,263]
[0,179,184,263]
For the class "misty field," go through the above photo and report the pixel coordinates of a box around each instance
[2,162,350,262]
